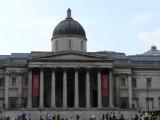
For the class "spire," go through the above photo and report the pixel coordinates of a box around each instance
[67,8,72,19]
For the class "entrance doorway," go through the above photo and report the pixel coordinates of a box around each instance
[92,89,98,107]
[44,68,51,107]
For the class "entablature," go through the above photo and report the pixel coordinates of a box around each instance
[114,68,131,75]
[28,61,113,69]
[5,68,28,75]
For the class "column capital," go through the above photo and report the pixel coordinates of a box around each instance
[109,68,113,71]
[5,72,10,75]
[85,67,91,71]
[97,67,102,72]
[74,67,80,71]
[127,73,132,77]
[96,66,101,69]
[27,67,33,71]
[40,67,45,71]
[63,67,68,71]
[51,67,56,71]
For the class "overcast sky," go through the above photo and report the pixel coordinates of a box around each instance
[0,0,160,55]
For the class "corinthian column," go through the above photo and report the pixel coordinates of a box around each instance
[27,68,32,108]
[98,69,102,108]
[51,68,56,108]
[86,69,90,108]
[5,72,9,109]
[128,74,132,108]
[74,68,79,108]
[39,68,44,108]
[17,74,22,108]
[63,68,67,108]
[109,70,113,107]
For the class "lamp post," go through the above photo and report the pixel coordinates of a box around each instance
[158,96,160,110]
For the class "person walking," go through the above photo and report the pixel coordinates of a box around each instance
[40,113,44,120]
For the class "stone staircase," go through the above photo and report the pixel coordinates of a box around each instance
[1,109,138,120]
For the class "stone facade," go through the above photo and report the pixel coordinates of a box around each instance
[0,9,160,114]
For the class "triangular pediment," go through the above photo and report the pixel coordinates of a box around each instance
[29,51,112,62]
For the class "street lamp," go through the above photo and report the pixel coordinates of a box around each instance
[158,96,160,110]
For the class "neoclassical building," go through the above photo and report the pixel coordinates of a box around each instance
[0,8,160,112]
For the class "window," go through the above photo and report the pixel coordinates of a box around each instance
[81,41,84,50]
[55,40,58,51]
[132,78,137,88]
[132,98,138,108]
[9,97,17,108]
[146,78,151,87]
[146,98,154,111]
[23,77,28,87]
[69,39,71,49]
[120,97,128,108]
[0,78,4,87]
[121,78,126,87]
[22,97,27,108]
[11,77,16,86]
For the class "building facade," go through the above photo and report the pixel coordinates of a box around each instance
[0,9,160,112]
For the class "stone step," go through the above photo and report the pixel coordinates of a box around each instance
[1,110,138,120]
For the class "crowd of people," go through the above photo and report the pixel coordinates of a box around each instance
[0,111,160,120]
[0,113,32,120]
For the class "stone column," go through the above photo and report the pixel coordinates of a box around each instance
[128,74,132,108]
[17,74,23,108]
[109,70,113,107]
[39,68,44,108]
[63,68,67,108]
[51,68,56,108]
[115,75,120,107]
[5,73,9,109]
[27,69,32,108]
[98,69,102,108]
[74,68,79,108]
[86,69,90,108]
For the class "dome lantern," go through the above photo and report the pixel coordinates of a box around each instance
[67,8,72,19]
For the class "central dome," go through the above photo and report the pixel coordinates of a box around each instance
[51,9,87,52]
[52,8,87,40]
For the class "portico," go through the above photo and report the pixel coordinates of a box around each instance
[26,52,113,109]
